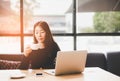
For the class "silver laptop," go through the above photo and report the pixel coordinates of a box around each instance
[44,50,87,76]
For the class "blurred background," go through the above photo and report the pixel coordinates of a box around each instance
[0,0,120,54]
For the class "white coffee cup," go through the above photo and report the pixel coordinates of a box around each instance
[30,44,40,50]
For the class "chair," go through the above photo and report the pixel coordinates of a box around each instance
[86,53,107,70]
[107,52,120,76]
[0,54,23,69]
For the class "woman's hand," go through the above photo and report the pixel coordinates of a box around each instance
[24,45,32,57]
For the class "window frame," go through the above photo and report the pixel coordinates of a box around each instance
[0,0,120,53]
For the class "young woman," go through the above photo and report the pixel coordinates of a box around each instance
[19,21,60,69]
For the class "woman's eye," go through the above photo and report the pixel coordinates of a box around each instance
[41,31,45,33]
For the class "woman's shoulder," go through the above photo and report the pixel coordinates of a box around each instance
[52,42,60,51]
[52,41,58,46]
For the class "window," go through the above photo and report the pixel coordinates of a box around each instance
[0,0,120,54]
[0,0,73,54]
[23,0,73,51]
[0,0,21,54]
[76,0,120,52]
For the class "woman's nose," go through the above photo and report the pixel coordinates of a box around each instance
[38,33,41,36]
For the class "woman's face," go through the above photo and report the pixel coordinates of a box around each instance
[35,26,46,43]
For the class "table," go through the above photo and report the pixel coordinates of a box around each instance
[0,67,120,81]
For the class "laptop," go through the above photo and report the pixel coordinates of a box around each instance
[44,50,87,76]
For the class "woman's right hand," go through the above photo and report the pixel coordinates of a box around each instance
[24,45,32,57]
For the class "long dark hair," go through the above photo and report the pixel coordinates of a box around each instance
[33,21,54,46]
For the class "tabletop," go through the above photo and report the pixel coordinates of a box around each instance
[0,67,120,81]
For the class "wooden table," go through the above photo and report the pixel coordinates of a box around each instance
[0,67,120,81]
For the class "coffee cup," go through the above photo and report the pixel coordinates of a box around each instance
[30,44,39,50]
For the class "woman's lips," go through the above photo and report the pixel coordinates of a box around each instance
[38,37,43,40]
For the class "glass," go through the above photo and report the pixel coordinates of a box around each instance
[54,36,73,51]
[23,0,73,34]
[77,36,120,53]
[0,0,20,34]
[77,0,120,33]
[0,0,20,54]
[76,0,120,53]
[76,12,120,33]
[0,37,21,54]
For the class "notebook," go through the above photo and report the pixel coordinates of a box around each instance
[44,50,87,76]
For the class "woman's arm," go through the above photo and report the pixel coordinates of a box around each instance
[49,42,60,69]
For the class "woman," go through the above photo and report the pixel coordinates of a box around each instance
[19,21,60,69]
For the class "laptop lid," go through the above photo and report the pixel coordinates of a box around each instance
[54,50,87,76]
